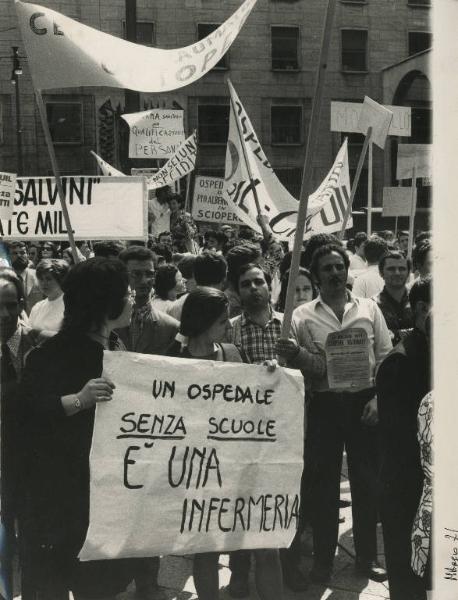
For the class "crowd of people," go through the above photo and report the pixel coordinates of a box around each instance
[0,195,432,600]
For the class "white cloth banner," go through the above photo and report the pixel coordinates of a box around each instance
[91,151,125,177]
[223,81,352,241]
[0,172,18,219]
[145,132,197,190]
[0,176,146,240]
[122,109,185,159]
[79,352,304,560]
[15,0,257,92]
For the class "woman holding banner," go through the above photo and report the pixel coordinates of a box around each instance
[19,258,135,600]
[167,287,284,600]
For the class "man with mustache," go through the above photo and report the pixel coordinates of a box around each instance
[292,244,392,584]
[8,242,43,315]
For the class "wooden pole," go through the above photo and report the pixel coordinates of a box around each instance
[184,172,192,213]
[407,165,417,260]
[367,140,373,235]
[279,0,337,341]
[337,126,372,241]
[34,89,80,264]
[228,81,262,217]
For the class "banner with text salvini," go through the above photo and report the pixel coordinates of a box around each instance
[192,176,243,225]
[122,110,185,159]
[15,0,257,93]
[0,176,147,240]
[79,352,304,560]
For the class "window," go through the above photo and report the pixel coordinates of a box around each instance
[341,30,368,72]
[46,102,83,144]
[271,26,299,70]
[122,21,155,46]
[198,104,230,144]
[271,105,302,144]
[197,24,228,69]
[408,31,432,55]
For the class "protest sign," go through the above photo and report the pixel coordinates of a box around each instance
[382,187,413,217]
[331,101,411,137]
[15,0,257,93]
[396,144,432,180]
[192,176,243,225]
[357,96,393,149]
[0,172,17,220]
[224,81,351,241]
[79,352,304,560]
[122,109,185,159]
[145,132,197,190]
[0,176,146,240]
[325,328,371,390]
[91,151,125,177]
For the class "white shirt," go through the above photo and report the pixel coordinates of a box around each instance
[349,253,367,272]
[149,196,170,237]
[28,294,64,333]
[352,264,384,299]
[292,292,392,392]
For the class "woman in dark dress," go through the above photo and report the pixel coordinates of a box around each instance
[19,258,135,600]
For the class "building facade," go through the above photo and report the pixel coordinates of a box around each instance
[0,0,432,231]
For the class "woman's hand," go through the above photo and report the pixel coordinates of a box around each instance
[77,377,116,410]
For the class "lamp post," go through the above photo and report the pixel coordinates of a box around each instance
[11,46,23,175]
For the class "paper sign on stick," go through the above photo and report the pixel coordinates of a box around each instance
[15,0,257,93]
[0,176,146,240]
[331,102,411,137]
[396,144,432,180]
[79,352,304,560]
[122,110,185,159]
[91,151,125,177]
[192,176,243,225]
[145,132,197,190]
[325,328,371,390]
[382,187,414,217]
[0,172,18,219]
[357,96,393,149]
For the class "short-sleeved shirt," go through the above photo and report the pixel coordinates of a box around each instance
[292,292,392,392]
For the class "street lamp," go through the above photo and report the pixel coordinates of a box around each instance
[11,46,23,175]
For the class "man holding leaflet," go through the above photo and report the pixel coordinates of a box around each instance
[291,244,392,584]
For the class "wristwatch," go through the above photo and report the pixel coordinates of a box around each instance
[74,395,82,411]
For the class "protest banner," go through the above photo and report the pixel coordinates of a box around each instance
[192,176,243,225]
[79,352,304,560]
[396,144,432,180]
[91,151,125,177]
[145,132,197,191]
[15,0,257,93]
[0,176,147,240]
[382,187,413,217]
[224,80,351,241]
[122,109,185,159]
[331,101,411,137]
[0,172,17,220]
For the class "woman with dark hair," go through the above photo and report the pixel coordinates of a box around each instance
[276,267,317,313]
[151,263,186,313]
[28,243,42,268]
[167,287,283,600]
[167,193,198,253]
[19,258,135,599]
[29,259,70,334]
[41,241,59,260]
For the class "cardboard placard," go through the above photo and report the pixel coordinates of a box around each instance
[382,187,414,217]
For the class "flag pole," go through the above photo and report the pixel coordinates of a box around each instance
[367,140,373,235]
[34,89,80,264]
[337,126,372,241]
[407,164,417,260]
[279,0,338,341]
[228,81,262,217]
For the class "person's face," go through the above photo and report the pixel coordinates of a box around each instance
[382,258,409,289]
[185,276,197,293]
[79,242,91,259]
[315,251,348,294]
[203,307,230,345]
[173,271,186,297]
[168,199,180,213]
[420,251,433,277]
[29,247,39,264]
[110,287,135,329]
[62,249,73,265]
[294,273,314,308]
[159,233,172,248]
[238,267,270,311]
[126,259,155,304]
[37,272,61,300]
[399,235,409,252]
[41,244,54,259]
[207,236,218,250]
[10,245,28,271]
[0,281,23,342]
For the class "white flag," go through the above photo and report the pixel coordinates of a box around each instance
[223,81,352,241]
[357,96,393,149]
[145,132,197,191]
[15,0,257,92]
[91,151,125,177]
